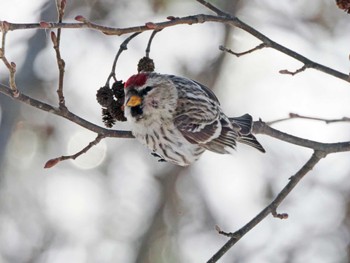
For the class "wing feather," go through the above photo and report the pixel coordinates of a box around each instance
[200,118,238,154]
[170,75,242,153]
[172,76,221,144]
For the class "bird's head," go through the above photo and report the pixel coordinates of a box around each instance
[123,73,178,121]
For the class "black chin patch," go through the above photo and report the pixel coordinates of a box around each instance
[127,86,153,119]
[131,105,143,118]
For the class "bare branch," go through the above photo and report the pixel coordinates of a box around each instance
[0,21,19,97]
[253,120,350,154]
[52,0,67,109]
[106,32,141,85]
[207,151,324,263]
[1,81,349,154]
[219,43,267,57]
[268,113,350,125]
[196,0,228,16]
[3,14,221,34]
[51,31,66,109]
[0,83,133,139]
[1,1,349,261]
[145,29,162,58]
[44,134,104,168]
[3,12,348,83]
[214,4,350,82]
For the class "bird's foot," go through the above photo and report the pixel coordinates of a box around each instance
[151,152,166,162]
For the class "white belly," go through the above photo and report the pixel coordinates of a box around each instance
[131,120,204,166]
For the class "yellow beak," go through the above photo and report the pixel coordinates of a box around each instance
[126,95,142,107]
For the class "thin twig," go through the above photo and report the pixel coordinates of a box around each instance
[106,32,141,86]
[145,30,162,58]
[4,15,221,34]
[219,43,267,57]
[44,133,105,168]
[207,151,324,263]
[196,0,228,16]
[268,113,350,125]
[0,21,19,97]
[279,65,308,76]
[52,0,67,110]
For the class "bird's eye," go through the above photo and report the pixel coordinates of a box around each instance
[140,86,153,96]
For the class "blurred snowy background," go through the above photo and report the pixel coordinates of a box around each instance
[1,0,350,262]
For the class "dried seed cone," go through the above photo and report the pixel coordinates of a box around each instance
[96,86,114,107]
[108,101,127,122]
[137,56,155,72]
[102,108,116,128]
[112,80,125,101]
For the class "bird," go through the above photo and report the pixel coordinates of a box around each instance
[123,72,265,166]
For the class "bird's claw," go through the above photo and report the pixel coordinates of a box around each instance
[151,152,166,162]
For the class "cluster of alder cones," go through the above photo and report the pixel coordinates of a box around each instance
[96,56,155,127]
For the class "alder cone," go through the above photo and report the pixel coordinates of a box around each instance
[96,86,114,107]
[137,56,155,72]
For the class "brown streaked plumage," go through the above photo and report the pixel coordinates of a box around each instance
[124,72,265,166]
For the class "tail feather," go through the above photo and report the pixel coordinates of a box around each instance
[229,114,253,135]
[238,133,265,153]
[230,114,265,153]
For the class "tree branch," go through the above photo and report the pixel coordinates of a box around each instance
[207,150,324,263]
[106,32,141,86]
[3,14,223,34]
[1,81,349,161]
[3,80,349,154]
[51,0,67,109]
[0,83,133,139]
[44,133,104,168]
[253,120,350,154]
[145,29,162,58]
[196,0,350,83]
[219,43,267,57]
[0,1,349,261]
[1,11,349,83]
[0,21,19,97]
[196,0,229,17]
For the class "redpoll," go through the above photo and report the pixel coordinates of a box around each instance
[124,72,265,166]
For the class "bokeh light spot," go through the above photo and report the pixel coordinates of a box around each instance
[67,130,107,169]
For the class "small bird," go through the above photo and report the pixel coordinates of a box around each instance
[123,72,265,166]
